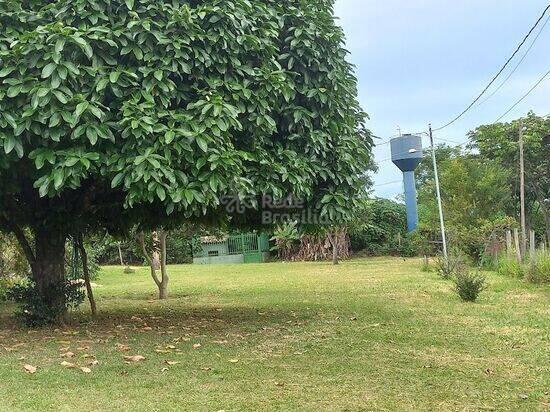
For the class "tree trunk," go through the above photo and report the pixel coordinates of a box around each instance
[330,228,339,265]
[139,231,168,300]
[152,231,161,270]
[117,242,125,266]
[31,227,67,320]
[77,235,97,317]
[158,230,169,299]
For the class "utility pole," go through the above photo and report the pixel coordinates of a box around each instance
[429,125,448,261]
[519,120,527,260]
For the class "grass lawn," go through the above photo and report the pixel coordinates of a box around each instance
[0,257,548,411]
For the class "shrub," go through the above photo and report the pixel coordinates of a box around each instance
[496,254,525,278]
[420,257,432,272]
[455,271,486,302]
[7,280,85,326]
[0,275,16,302]
[434,250,469,279]
[525,252,550,285]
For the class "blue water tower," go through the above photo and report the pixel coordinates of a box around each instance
[391,134,423,232]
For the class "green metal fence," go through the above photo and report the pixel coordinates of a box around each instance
[193,233,270,264]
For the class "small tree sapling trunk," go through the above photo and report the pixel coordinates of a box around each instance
[328,227,339,265]
[77,235,97,317]
[152,231,161,270]
[117,242,125,266]
[158,230,169,300]
[139,230,169,300]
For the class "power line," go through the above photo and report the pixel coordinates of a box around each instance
[476,13,550,107]
[433,3,550,132]
[373,180,403,188]
[494,69,550,122]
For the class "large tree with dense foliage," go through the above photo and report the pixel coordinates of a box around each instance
[416,145,512,259]
[0,0,373,316]
[469,112,550,244]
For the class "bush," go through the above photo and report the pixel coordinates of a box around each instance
[0,275,18,302]
[496,254,525,278]
[434,250,469,279]
[525,252,550,285]
[7,280,85,326]
[0,233,29,279]
[455,271,486,302]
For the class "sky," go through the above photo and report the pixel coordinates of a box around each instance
[333,0,550,199]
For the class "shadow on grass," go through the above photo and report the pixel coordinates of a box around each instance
[0,301,320,340]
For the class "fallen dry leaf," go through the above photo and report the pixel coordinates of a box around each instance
[23,364,37,374]
[61,361,77,368]
[161,367,169,372]
[80,367,92,373]
[200,367,212,371]
[228,359,239,363]
[60,351,75,358]
[123,355,146,362]
[193,343,201,349]
[88,360,99,366]
[165,361,180,366]
[115,343,130,351]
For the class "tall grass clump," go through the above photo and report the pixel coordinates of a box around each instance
[495,254,525,278]
[525,252,550,285]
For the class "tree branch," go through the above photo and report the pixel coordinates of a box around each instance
[0,214,36,266]
[139,231,161,287]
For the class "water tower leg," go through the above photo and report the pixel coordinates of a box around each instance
[403,171,418,232]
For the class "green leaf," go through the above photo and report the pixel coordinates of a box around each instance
[86,126,98,145]
[75,101,89,117]
[0,67,15,78]
[3,136,16,154]
[7,85,22,98]
[53,169,64,190]
[64,62,80,75]
[41,63,57,78]
[209,176,217,191]
[109,72,121,83]
[73,37,93,58]
[111,172,125,188]
[53,91,68,104]
[156,186,166,201]
[196,137,208,152]
[96,78,109,92]
[184,189,194,204]
[55,38,66,54]
[36,88,49,98]
[165,130,175,144]
[154,70,163,81]
[125,0,134,9]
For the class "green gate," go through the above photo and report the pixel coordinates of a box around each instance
[193,233,270,264]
